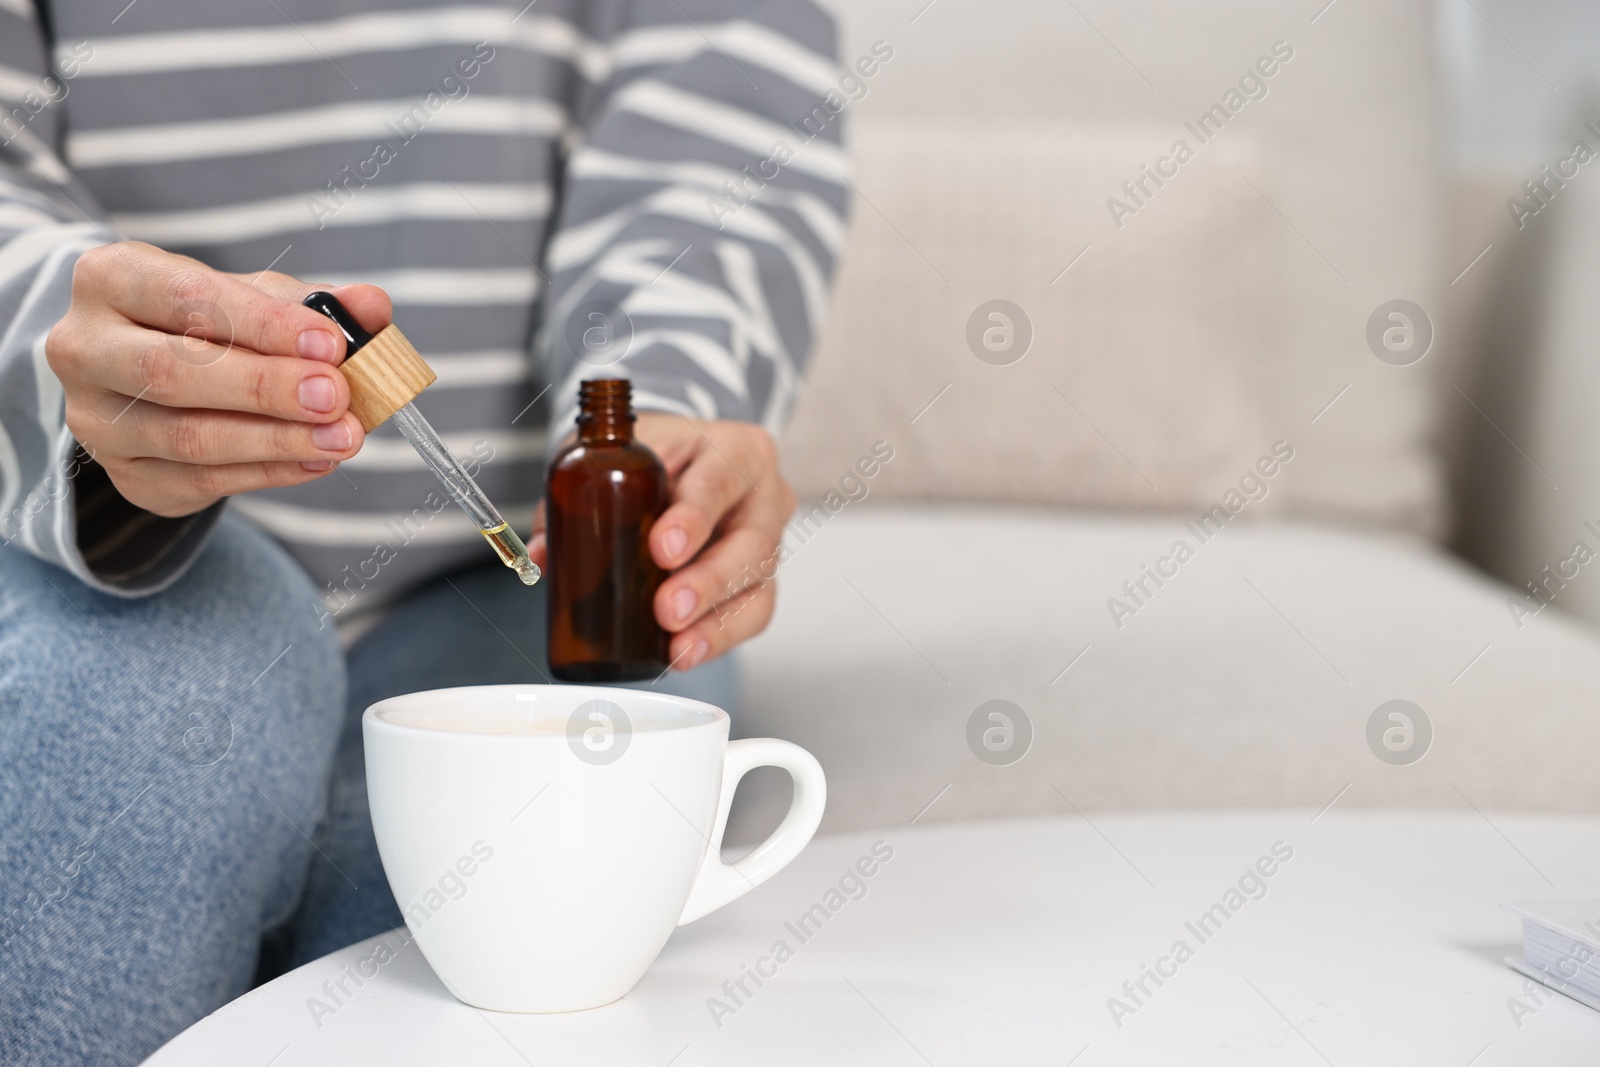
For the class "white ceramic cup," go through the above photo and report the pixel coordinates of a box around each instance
[363,684,827,1013]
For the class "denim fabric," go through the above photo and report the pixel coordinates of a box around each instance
[0,512,736,1064]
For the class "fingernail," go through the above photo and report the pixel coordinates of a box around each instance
[680,639,710,671]
[298,376,336,413]
[671,587,697,624]
[301,460,332,472]
[297,330,338,362]
[312,422,351,452]
[661,527,688,560]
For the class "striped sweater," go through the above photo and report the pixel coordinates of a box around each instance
[0,0,847,614]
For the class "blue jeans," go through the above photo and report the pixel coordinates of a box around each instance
[0,511,735,1064]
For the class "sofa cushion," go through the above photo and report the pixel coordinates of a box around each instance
[784,0,1444,535]
[729,505,1600,839]
[780,120,1281,517]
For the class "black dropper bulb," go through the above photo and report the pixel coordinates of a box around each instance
[302,291,373,355]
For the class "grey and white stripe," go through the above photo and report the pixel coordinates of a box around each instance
[0,0,846,610]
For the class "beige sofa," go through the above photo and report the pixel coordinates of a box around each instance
[729,0,1600,838]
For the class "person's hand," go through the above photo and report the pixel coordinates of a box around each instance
[46,240,391,518]
[527,413,796,670]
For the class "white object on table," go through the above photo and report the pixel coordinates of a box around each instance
[145,811,1600,1065]
[362,686,826,1013]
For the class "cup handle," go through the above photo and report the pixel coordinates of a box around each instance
[676,738,827,925]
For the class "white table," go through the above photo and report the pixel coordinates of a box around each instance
[146,811,1600,1065]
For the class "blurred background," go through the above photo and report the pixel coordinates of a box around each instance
[1436,0,1600,618]
[728,0,1600,838]
[782,0,1600,604]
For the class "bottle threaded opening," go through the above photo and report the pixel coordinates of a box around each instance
[577,377,634,440]
[579,378,631,404]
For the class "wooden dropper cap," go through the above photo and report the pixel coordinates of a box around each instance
[302,291,437,432]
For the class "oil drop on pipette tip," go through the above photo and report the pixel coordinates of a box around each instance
[482,522,542,586]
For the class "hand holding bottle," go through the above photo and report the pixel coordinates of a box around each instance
[530,410,796,673]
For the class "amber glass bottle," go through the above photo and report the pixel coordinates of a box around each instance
[546,379,671,681]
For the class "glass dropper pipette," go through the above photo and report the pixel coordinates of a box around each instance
[302,291,541,586]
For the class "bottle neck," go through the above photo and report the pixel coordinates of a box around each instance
[576,379,634,444]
